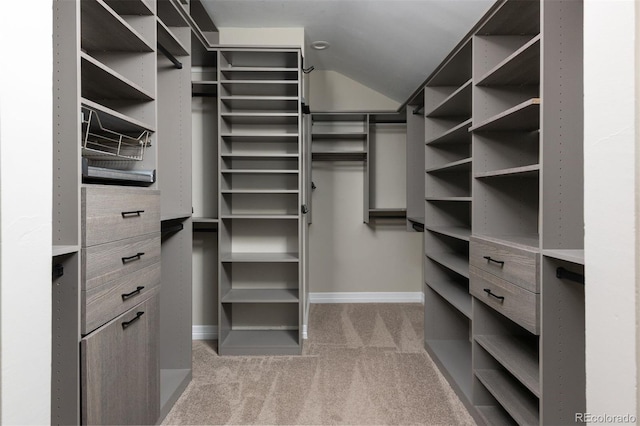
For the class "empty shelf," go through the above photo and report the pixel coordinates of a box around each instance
[407,216,425,226]
[542,249,584,265]
[426,80,472,118]
[220,113,299,125]
[425,226,471,242]
[221,289,299,304]
[477,35,541,86]
[220,253,299,263]
[81,98,155,133]
[192,81,218,96]
[475,334,540,397]
[476,406,517,426]
[426,252,470,279]
[475,164,540,179]
[220,96,298,111]
[425,119,472,145]
[103,0,153,15]
[426,279,471,319]
[220,133,298,142]
[221,153,299,159]
[157,18,188,56]
[52,245,80,257]
[220,80,298,97]
[475,234,539,251]
[312,151,367,161]
[220,330,300,355]
[426,158,472,173]
[81,53,154,101]
[221,189,298,194]
[475,369,539,426]
[425,197,472,202]
[81,0,154,52]
[220,214,298,220]
[311,132,367,140]
[368,208,407,218]
[425,340,472,400]
[157,0,189,27]
[471,99,540,132]
[221,169,298,174]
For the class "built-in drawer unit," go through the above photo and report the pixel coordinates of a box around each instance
[82,186,160,247]
[82,233,161,291]
[470,266,539,335]
[470,236,539,293]
[82,264,160,335]
[81,295,159,425]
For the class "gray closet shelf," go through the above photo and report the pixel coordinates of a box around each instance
[426,196,472,202]
[157,18,189,56]
[220,252,299,263]
[426,80,472,118]
[426,157,472,174]
[221,113,298,125]
[220,214,298,220]
[81,0,154,52]
[426,39,472,87]
[368,208,407,218]
[474,369,540,426]
[81,53,154,101]
[475,334,540,397]
[192,217,219,223]
[52,245,80,257]
[470,99,540,132]
[312,132,368,140]
[425,339,472,399]
[542,249,584,265]
[425,119,472,145]
[221,153,299,158]
[103,0,154,15]
[476,406,516,426]
[477,35,541,87]
[311,151,367,161]
[220,133,298,141]
[81,98,155,133]
[220,96,298,111]
[426,279,472,319]
[220,169,298,174]
[425,226,471,242]
[426,252,470,279]
[220,66,297,72]
[475,164,540,179]
[221,288,299,303]
[475,233,539,251]
[221,330,299,355]
[157,0,189,27]
[221,189,299,194]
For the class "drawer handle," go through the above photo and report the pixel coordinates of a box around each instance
[483,256,505,267]
[122,311,144,329]
[483,288,505,302]
[121,210,145,218]
[121,252,145,264]
[121,286,145,301]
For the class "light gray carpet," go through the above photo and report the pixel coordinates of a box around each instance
[162,304,476,425]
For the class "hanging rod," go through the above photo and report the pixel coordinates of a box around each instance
[312,151,367,162]
[556,267,585,285]
[161,221,184,235]
[158,43,183,69]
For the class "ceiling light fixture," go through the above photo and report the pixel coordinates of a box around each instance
[311,40,330,50]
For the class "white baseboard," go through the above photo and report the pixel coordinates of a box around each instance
[309,292,424,304]
[192,325,218,341]
[302,324,308,340]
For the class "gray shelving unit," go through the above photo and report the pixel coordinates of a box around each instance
[217,47,303,356]
[405,93,425,232]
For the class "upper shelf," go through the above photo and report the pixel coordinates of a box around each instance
[220,96,298,111]
[426,119,472,145]
[220,49,299,68]
[157,18,188,56]
[81,53,154,101]
[470,99,540,132]
[477,0,540,36]
[426,158,472,174]
[103,0,153,15]
[157,0,189,27]
[220,113,298,125]
[81,0,154,53]
[542,249,585,265]
[427,39,472,87]
[426,80,472,118]
[312,132,367,140]
[477,36,541,87]
[81,98,155,133]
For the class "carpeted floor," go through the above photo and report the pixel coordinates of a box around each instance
[162,303,476,425]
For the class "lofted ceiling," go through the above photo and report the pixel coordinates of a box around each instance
[200,0,495,104]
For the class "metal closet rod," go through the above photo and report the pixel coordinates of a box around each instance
[556,267,585,285]
[158,43,183,69]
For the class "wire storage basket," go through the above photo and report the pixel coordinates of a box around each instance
[81,106,151,161]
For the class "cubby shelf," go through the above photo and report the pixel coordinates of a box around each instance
[221,189,299,194]
[476,406,517,426]
[425,340,472,400]
[311,132,368,140]
[542,249,584,265]
[221,153,298,158]
[220,133,298,141]
[81,52,154,101]
[470,99,540,132]
[426,252,470,279]
[81,98,155,133]
[475,334,540,397]
[475,369,540,426]
[475,164,540,179]
[426,197,472,202]
[157,18,188,56]
[220,330,299,355]
[425,226,471,242]
[220,113,298,125]
[425,119,472,145]
[426,158,472,174]
[426,80,472,118]
[426,279,472,319]
[221,289,299,304]
[220,169,298,175]
[220,252,299,263]
[192,81,217,95]
[103,0,153,15]
[477,35,541,86]
[81,0,154,52]
[157,0,189,27]
[52,245,80,257]
[220,96,298,111]
[220,214,298,220]
[220,66,297,72]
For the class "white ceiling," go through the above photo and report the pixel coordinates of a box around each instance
[200,0,495,104]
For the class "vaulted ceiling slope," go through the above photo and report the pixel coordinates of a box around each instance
[201,0,495,103]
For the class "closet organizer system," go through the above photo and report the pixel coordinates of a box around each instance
[52,0,308,423]
[404,0,586,424]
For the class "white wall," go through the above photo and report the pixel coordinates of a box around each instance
[0,1,53,423]
[584,0,639,418]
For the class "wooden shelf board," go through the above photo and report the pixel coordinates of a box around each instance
[312,151,367,161]
[425,339,472,400]
[426,252,470,279]
[221,189,299,194]
[81,53,154,101]
[475,164,540,179]
[473,233,539,252]
[81,0,154,52]
[407,216,425,226]
[475,334,540,397]
[81,98,155,133]
[542,249,585,265]
[220,253,299,263]
[192,217,219,223]
[471,99,540,132]
[219,214,298,220]
[221,153,299,159]
[475,369,539,426]
[425,119,473,145]
[426,279,471,319]
[220,66,298,72]
[476,405,517,426]
[220,330,300,355]
[157,18,188,56]
[425,226,471,242]
[425,197,472,202]
[368,208,407,218]
[477,35,541,87]
[103,0,153,15]
[311,132,367,140]
[426,79,472,118]
[426,157,472,174]
[220,113,298,125]
[52,245,80,257]
[220,169,298,174]
[221,288,299,304]
[220,133,298,141]
[157,0,189,27]
[220,80,298,85]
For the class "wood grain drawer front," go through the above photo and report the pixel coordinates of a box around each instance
[82,263,160,335]
[82,295,159,425]
[470,266,540,335]
[82,186,160,247]
[470,237,540,293]
[82,233,161,292]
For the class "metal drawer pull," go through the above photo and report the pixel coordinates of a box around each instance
[121,252,145,264]
[483,256,505,267]
[121,286,145,301]
[483,288,505,302]
[121,210,145,218]
[122,311,144,329]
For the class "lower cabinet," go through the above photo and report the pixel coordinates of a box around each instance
[81,295,159,425]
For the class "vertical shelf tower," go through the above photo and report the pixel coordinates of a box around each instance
[217,47,304,355]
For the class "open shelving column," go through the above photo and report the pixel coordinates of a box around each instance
[405,92,425,232]
[217,48,303,355]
